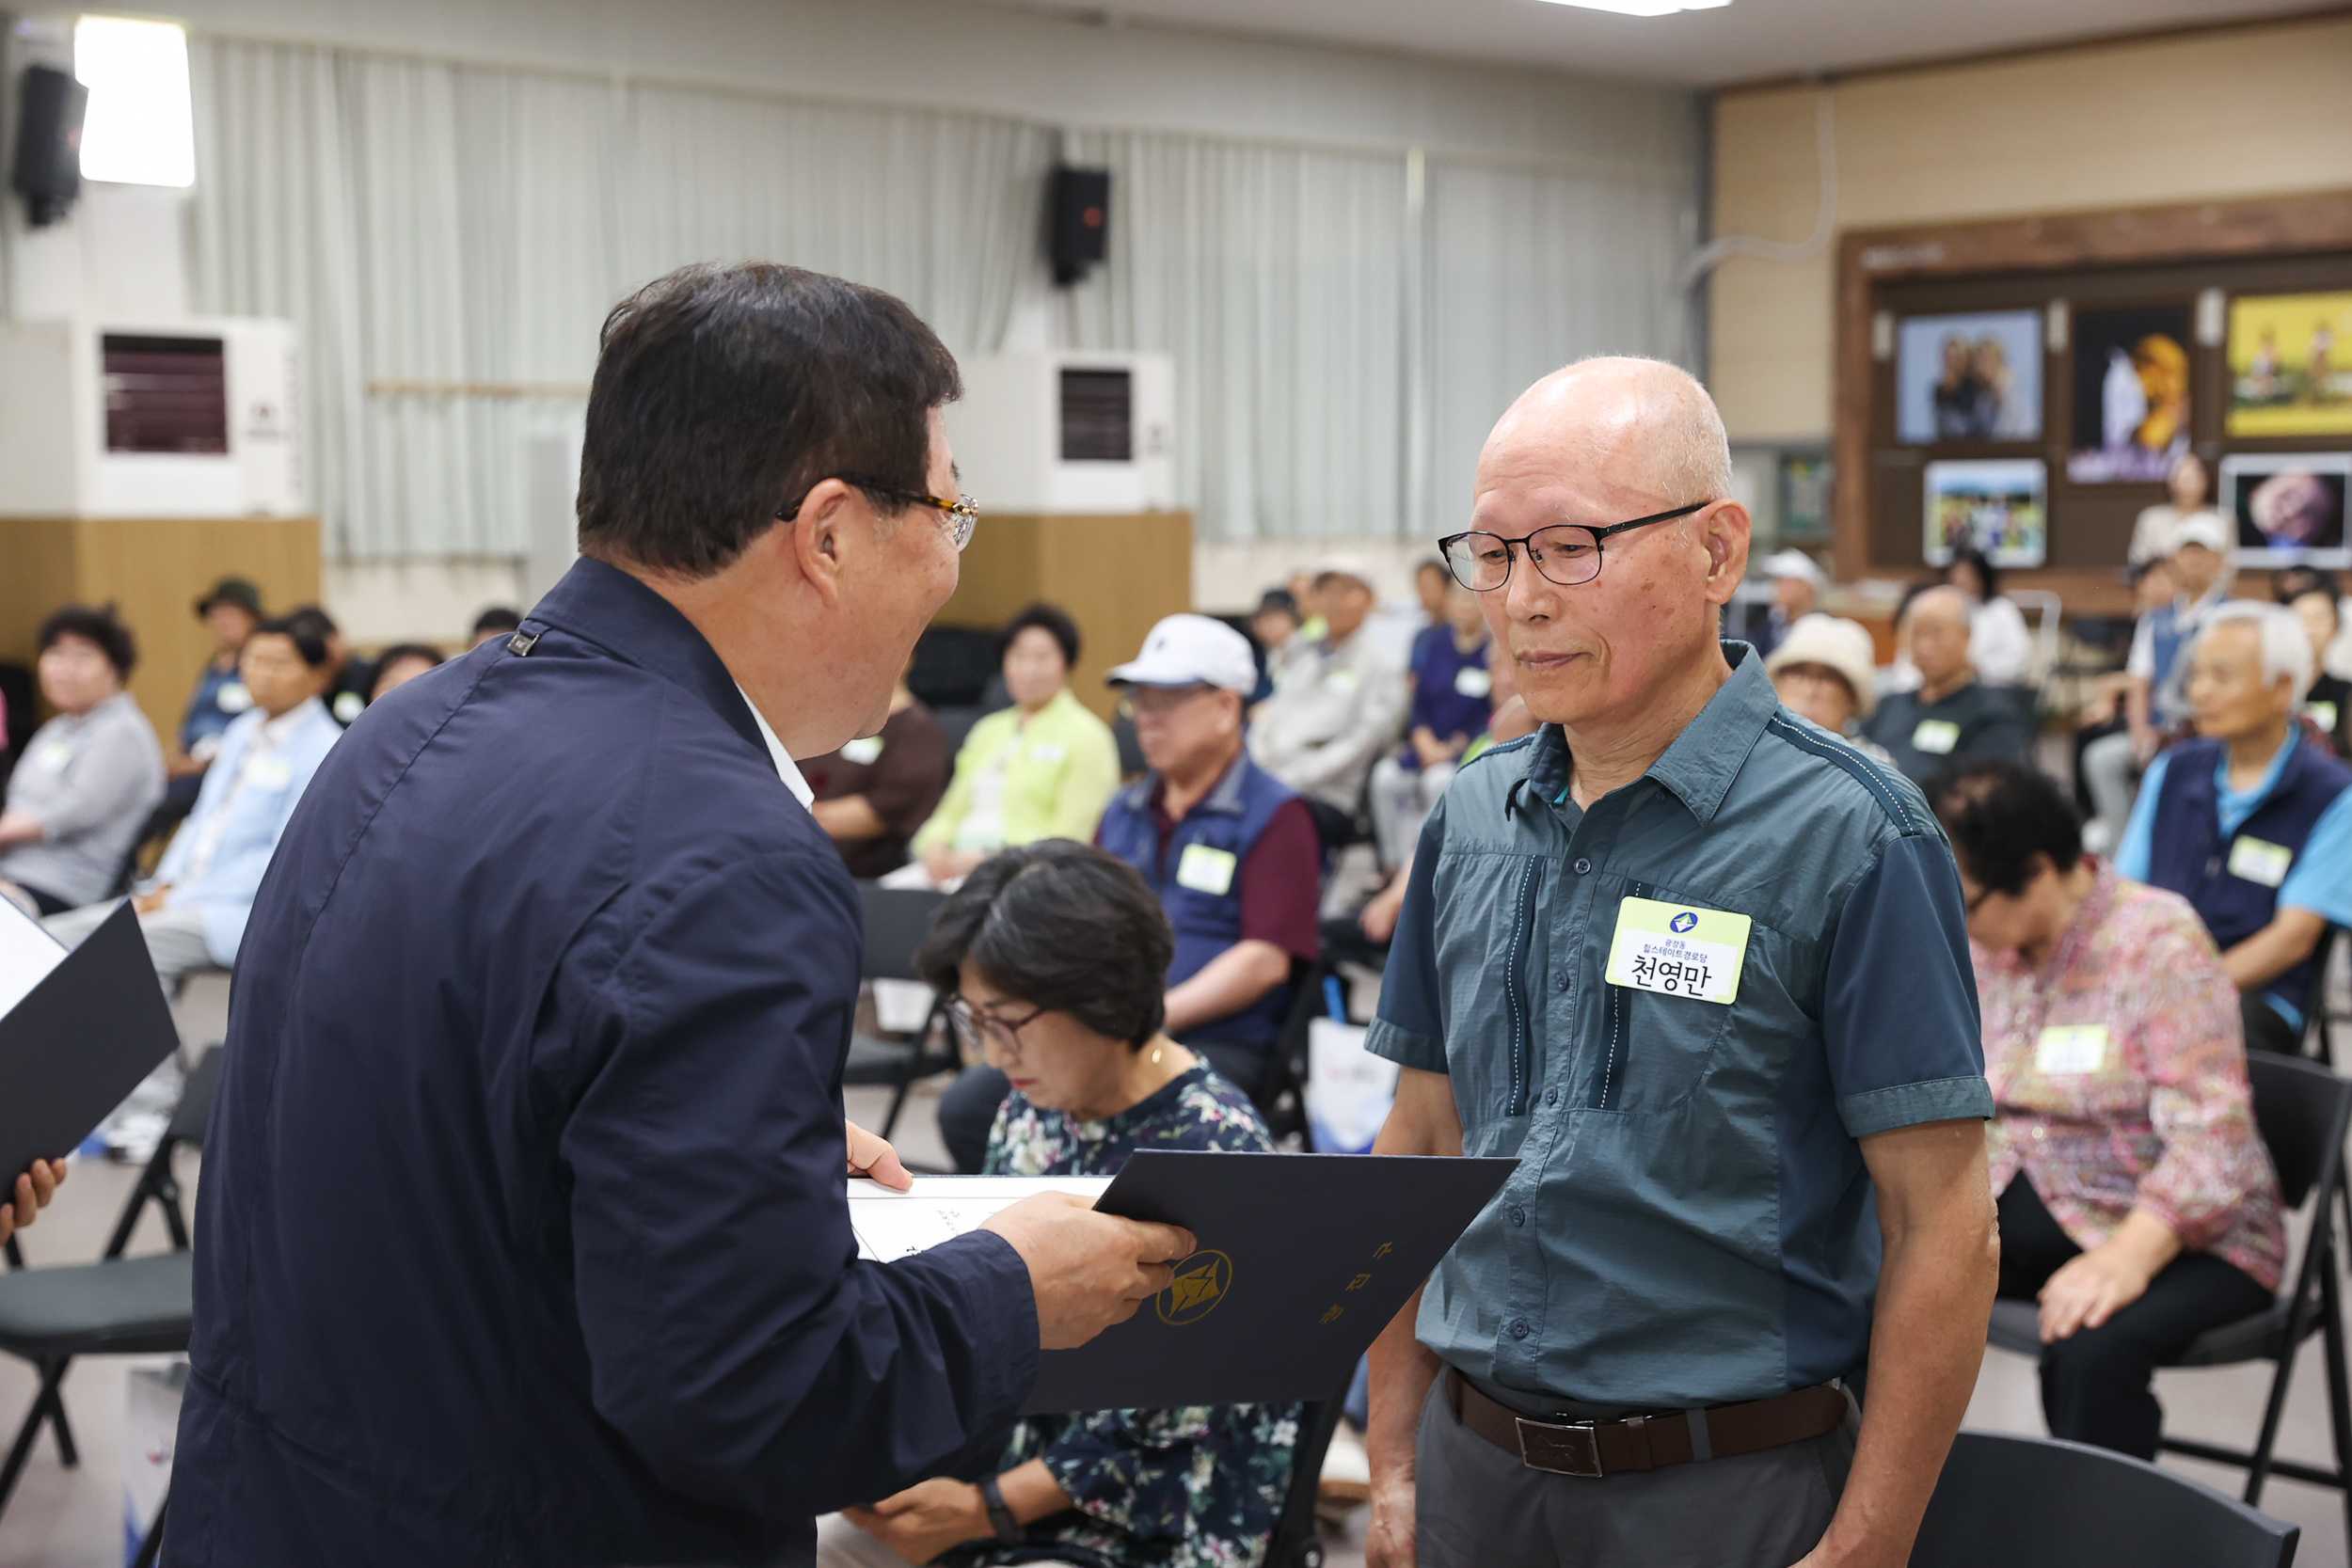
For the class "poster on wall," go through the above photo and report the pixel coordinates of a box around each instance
[2067,305,2193,483]
[2227,293,2352,437]
[2218,451,2350,566]
[1924,459,2047,568]
[1779,455,1833,543]
[1895,310,2043,443]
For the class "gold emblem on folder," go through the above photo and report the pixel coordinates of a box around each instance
[1156,1249,1232,1325]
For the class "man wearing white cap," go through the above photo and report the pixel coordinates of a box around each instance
[2083,514,2233,840]
[1753,549,1827,659]
[1250,558,1409,816]
[931,615,1324,1167]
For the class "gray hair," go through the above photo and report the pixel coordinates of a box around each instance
[2200,600,2316,704]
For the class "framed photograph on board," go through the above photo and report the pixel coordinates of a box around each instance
[2218,451,2350,566]
[1895,310,2043,443]
[2227,293,2352,437]
[1924,459,2047,568]
[1780,455,1833,543]
[2067,305,2193,483]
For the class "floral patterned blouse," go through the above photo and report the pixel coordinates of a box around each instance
[1976,862,2286,1290]
[937,1062,1299,1568]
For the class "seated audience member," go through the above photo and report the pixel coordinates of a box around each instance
[803,668,952,879]
[1367,578,1490,870]
[1943,543,2034,688]
[2083,515,2231,838]
[818,843,1295,1568]
[934,616,1319,1171]
[166,576,263,816]
[2116,601,2352,1055]
[368,643,444,703]
[1752,547,1824,659]
[2281,573,2349,757]
[0,607,166,916]
[1763,612,1889,760]
[1250,588,1306,695]
[470,606,524,648]
[1931,758,2282,1462]
[2128,451,2229,568]
[287,606,375,728]
[44,613,342,990]
[1248,558,1407,816]
[914,604,1120,886]
[1863,585,2032,784]
[1411,555,1450,629]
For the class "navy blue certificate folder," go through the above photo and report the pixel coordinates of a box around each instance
[1023,1150,1516,1415]
[0,901,182,1183]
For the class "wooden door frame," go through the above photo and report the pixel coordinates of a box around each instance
[1834,186,2352,609]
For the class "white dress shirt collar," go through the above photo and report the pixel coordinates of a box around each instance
[736,685,814,808]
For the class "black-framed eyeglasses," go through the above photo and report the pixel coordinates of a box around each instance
[944,995,1046,1058]
[777,477,979,551]
[1438,499,1714,593]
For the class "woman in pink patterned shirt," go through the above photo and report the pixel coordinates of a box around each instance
[1931,758,2284,1459]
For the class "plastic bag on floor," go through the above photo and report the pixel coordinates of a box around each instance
[123,1359,184,1565]
[1307,1017,1398,1154]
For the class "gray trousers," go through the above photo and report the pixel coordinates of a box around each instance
[2080,730,2142,846]
[1414,1376,1857,1568]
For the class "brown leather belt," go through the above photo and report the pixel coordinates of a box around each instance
[1447,1370,1848,1479]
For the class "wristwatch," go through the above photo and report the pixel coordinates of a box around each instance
[977,1474,1022,1544]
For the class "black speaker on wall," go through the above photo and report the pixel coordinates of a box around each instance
[1049,166,1110,287]
[10,64,88,229]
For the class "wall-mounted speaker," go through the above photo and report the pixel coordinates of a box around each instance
[1049,166,1110,287]
[10,64,88,229]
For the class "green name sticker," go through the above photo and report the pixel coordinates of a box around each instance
[2310,701,2339,735]
[1912,719,1962,755]
[1175,843,1239,895]
[1603,896,1752,1006]
[2227,834,2294,889]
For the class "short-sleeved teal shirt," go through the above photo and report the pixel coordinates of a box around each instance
[1367,644,1992,1407]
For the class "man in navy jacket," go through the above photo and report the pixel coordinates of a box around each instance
[170,263,1189,1566]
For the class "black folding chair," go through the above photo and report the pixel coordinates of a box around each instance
[840,883,956,1142]
[1988,1053,2352,1543]
[1261,1381,1353,1568]
[0,1043,219,1523]
[2302,925,2345,1065]
[1912,1429,2297,1567]
[1258,957,1337,1149]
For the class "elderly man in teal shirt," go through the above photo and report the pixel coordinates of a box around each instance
[1364,358,1997,1568]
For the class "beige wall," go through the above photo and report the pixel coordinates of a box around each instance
[1708,14,2352,442]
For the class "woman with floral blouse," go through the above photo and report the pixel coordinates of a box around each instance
[1930,757,2285,1459]
[816,841,1297,1568]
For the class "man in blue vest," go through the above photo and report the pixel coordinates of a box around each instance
[2118,600,2352,1055]
[932,615,1323,1169]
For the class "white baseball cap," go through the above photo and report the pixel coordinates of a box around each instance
[2171,515,2231,554]
[1761,549,1827,589]
[1106,614,1259,694]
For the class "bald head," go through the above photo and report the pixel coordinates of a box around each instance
[1464,356,1751,745]
[1906,585,1975,689]
[1481,357,1734,507]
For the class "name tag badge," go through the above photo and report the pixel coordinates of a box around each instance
[2036,1023,2110,1075]
[1603,896,1751,1006]
[247,756,294,790]
[332,690,366,724]
[1912,719,1962,755]
[2227,834,2295,889]
[1327,668,1359,692]
[216,681,254,714]
[32,739,72,773]
[839,736,884,766]
[1175,843,1239,896]
[1028,741,1067,765]
[1454,666,1493,699]
[2309,700,2340,734]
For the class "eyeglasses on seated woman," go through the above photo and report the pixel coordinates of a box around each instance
[813,840,1297,1568]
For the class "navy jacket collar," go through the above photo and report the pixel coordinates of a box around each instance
[525,557,767,760]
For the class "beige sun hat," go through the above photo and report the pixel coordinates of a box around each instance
[1763,612,1881,720]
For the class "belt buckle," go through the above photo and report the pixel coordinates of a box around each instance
[1515,1416,1605,1478]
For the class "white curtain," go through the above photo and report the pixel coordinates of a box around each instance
[188,35,1692,561]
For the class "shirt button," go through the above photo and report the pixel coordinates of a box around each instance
[1544,1087,1560,1106]
[2032,1125,2047,1140]
[1573,857,1593,875]
[1553,972,1572,992]
[1508,1205,1526,1227]
[1509,1318,1532,1339]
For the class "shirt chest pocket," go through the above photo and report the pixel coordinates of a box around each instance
[1576,879,1741,1114]
[1431,851,1548,1120]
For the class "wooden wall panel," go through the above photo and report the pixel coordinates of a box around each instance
[0,516,324,742]
[936,513,1194,722]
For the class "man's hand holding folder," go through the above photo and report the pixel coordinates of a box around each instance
[0,1158,66,1246]
[985,1194,1197,1348]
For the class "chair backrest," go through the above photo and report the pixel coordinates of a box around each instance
[2244,1053,2352,1212]
[1911,1430,2297,1567]
[2301,925,2344,1063]
[856,883,947,984]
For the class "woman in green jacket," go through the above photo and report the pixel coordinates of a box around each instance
[915,604,1121,886]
